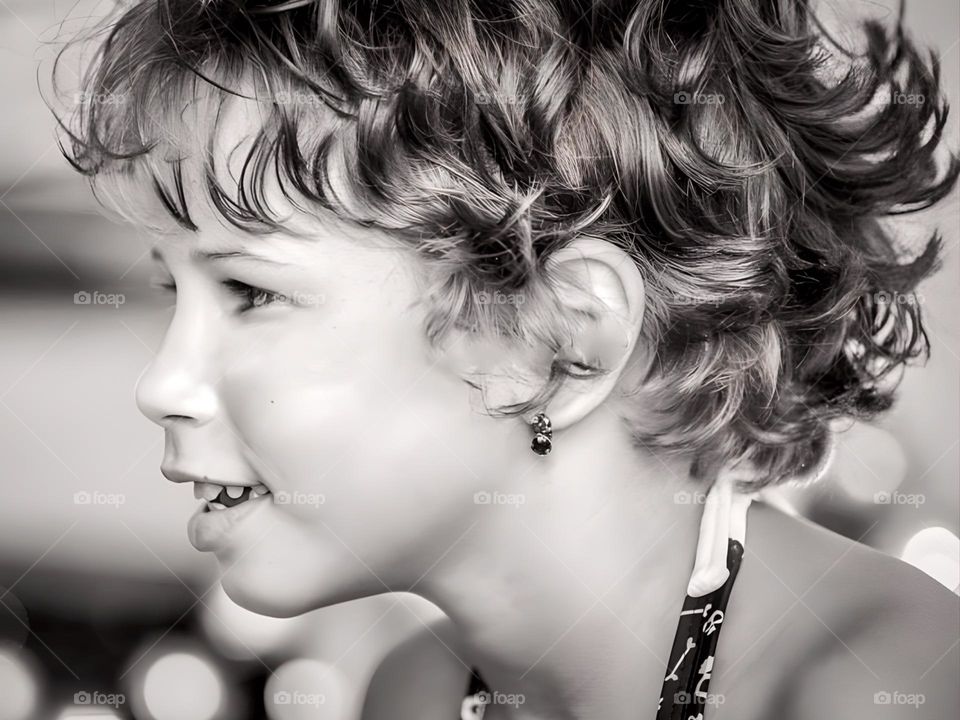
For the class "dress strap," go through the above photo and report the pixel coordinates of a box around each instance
[688,474,753,597]
[659,474,753,719]
[657,538,744,720]
[460,667,490,720]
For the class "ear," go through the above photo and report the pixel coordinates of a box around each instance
[536,237,645,431]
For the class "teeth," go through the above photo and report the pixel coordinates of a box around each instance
[224,485,245,499]
[196,480,271,508]
[195,482,224,501]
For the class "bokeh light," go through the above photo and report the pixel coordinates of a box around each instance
[142,652,223,720]
[55,708,121,720]
[0,644,40,720]
[901,526,960,592]
[832,424,908,502]
[265,659,351,720]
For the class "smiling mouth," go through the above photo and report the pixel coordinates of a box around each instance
[195,481,272,510]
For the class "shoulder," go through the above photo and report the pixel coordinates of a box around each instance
[361,614,473,720]
[782,553,958,720]
[713,502,959,720]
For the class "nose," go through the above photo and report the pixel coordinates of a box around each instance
[136,301,219,427]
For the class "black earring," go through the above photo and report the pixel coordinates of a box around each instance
[530,412,552,455]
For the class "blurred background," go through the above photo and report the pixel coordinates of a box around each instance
[0,1,957,719]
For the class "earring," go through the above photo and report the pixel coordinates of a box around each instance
[529,412,553,455]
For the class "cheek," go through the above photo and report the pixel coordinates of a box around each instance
[217,310,505,534]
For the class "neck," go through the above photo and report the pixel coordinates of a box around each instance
[418,408,709,720]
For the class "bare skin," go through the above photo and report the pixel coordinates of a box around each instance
[363,501,959,720]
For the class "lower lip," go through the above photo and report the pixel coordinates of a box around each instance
[187,495,271,552]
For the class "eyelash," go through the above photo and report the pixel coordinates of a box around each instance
[221,279,285,312]
[151,279,284,313]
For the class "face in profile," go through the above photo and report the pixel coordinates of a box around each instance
[135,185,534,617]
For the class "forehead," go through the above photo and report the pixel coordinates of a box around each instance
[92,69,357,236]
[139,97,402,268]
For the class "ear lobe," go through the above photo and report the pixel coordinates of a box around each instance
[540,237,646,431]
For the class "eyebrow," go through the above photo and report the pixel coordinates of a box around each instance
[149,246,290,265]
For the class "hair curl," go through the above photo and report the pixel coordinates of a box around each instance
[53,0,959,488]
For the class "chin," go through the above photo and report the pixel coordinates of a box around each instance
[214,542,386,618]
[220,560,329,618]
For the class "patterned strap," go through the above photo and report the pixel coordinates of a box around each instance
[460,667,490,720]
[656,538,744,720]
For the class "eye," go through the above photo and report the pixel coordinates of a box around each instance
[221,279,287,313]
[150,278,176,294]
[149,278,177,310]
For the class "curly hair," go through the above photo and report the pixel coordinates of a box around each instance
[53,0,958,489]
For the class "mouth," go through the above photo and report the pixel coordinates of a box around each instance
[188,482,273,552]
[194,481,272,509]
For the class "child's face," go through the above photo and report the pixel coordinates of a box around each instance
[134,138,528,618]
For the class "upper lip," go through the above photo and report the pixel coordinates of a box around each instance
[160,466,262,487]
